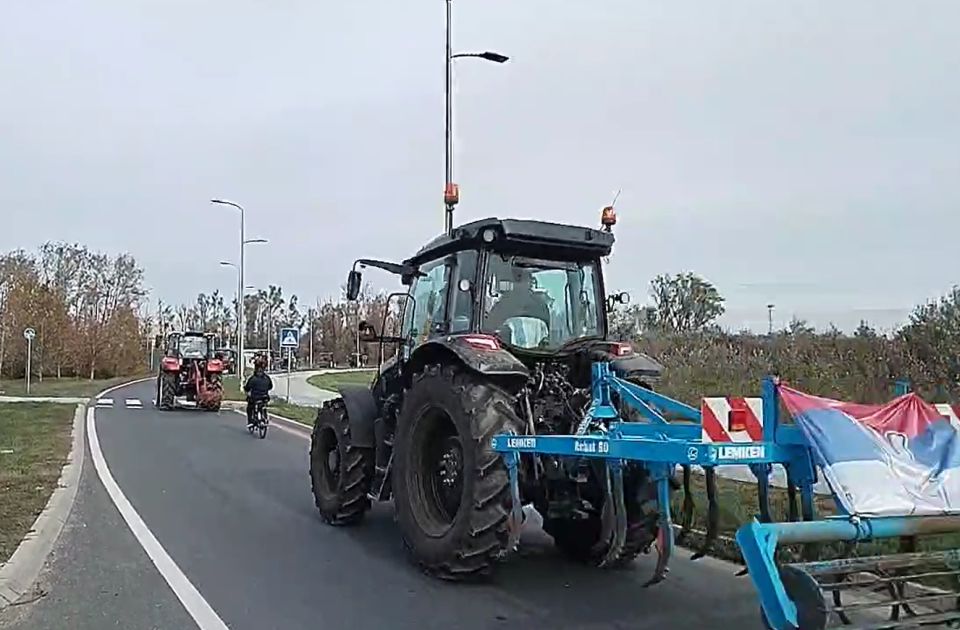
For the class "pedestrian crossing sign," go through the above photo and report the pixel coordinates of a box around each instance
[279,328,300,348]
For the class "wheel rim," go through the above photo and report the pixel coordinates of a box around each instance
[408,407,464,537]
[314,426,341,497]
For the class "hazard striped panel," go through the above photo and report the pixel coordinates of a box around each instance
[700,397,764,443]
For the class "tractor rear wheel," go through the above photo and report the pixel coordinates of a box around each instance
[544,464,661,568]
[157,372,176,410]
[310,399,374,525]
[392,363,524,581]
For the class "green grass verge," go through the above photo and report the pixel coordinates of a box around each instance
[268,401,317,425]
[0,375,147,398]
[0,403,76,564]
[220,376,247,402]
[306,370,375,391]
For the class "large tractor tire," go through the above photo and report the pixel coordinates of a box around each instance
[543,463,662,568]
[309,399,374,525]
[157,372,176,410]
[392,363,524,581]
[202,374,223,412]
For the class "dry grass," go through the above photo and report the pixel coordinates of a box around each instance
[0,403,75,563]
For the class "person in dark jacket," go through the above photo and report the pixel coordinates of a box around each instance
[244,354,273,426]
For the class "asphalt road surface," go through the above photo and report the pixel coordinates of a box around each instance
[1,380,765,630]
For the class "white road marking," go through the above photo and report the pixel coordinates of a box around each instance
[96,398,114,406]
[125,399,142,408]
[88,406,230,630]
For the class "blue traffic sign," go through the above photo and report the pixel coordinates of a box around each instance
[279,327,300,348]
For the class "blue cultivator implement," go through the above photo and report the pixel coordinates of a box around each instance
[492,363,960,629]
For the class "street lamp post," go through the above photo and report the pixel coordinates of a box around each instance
[443,0,508,235]
[212,198,267,389]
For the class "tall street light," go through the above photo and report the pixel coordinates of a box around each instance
[444,0,508,235]
[212,197,267,388]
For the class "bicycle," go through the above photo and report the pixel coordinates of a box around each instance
[247,398,269,439]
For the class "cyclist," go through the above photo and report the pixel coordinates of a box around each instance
[244,353,273,427]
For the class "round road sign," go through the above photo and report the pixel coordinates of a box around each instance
[23,327,36,341]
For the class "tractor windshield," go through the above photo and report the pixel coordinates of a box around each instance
[178,336,209,359]
[481,254,602,351]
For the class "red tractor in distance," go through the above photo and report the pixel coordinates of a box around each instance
[155,331,224,411]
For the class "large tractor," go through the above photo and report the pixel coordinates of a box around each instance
[309,215,666,580]
[155,331,224,411]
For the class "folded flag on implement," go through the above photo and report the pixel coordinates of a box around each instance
[779,386,960,517]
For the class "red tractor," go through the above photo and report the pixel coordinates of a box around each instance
[155,331,224,411]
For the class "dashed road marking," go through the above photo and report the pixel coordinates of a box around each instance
[96,398,114,407]
[125,398,142,408]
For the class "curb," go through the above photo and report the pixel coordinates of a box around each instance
[0,403,85,611]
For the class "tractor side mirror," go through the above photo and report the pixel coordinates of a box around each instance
[154,334,162,349]
[358,320,379,343]
[606,291,631,312]
[346,270,362,301]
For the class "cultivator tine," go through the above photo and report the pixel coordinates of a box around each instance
[600,462,627,568]
[787,481,799,523]
[643,471,675,587]
[691,467,718,561]
[593,464,616,558]
[676,465,696,545]
[502,451,523,558]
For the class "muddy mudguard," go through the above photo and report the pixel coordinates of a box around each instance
[337,385,378,449]
[406,336,529,385]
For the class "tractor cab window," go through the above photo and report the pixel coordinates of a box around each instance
[481,255,602,350]
[403,257,451,344]
[178,336,209,359]
[449,250,478,334]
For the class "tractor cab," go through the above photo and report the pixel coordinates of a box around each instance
[345,217,660,385]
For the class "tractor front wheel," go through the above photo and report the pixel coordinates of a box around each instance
[392,363,524,581]
[309,399,374,525]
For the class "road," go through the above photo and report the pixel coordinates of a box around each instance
[1,379,765,630]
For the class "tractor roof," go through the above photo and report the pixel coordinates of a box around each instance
[406,217,615,267]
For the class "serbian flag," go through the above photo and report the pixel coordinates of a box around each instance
[779,386,960,517]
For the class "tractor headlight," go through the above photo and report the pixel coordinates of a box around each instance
[481,228,496,243]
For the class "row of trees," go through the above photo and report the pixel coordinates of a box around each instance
[164,269,959,401]
[612,272,960,404]
[169,283,395,366]
[0,243,149,380]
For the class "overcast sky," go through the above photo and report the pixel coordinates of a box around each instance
[2,0,957,333]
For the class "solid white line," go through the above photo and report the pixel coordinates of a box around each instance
[87,406,230,630]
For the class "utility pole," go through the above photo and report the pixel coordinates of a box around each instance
[443,0,456,234]
[442,0,508,234]
[308,309,315,368]
[23,327,35,394]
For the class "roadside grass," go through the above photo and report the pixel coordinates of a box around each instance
[268,400,317,425]
[307,370,375,391]
[0,375,147,399]
[0,403,76,564]
[220,376,246,402]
